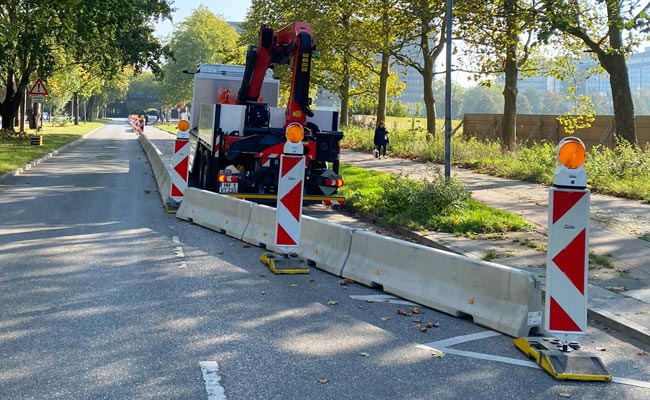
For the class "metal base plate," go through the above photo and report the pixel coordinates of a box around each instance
[514,337,612,382]
[260,253,309,274]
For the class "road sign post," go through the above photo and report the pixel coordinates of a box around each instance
[260,123,309,274]
[515,137,611,381]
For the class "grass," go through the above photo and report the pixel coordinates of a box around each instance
[589,252,616,269]
[0,121,107,175]
[338,163,532,235]
[342,124,650,203]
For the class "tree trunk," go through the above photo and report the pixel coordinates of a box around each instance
[377,51,389,124]
[600,53,637,145]
[502,0,518,151]
[74,93,79,125]
[423,59,436,136]
[420,18,440,137]
[0,70,30,131]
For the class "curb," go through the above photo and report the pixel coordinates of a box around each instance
[0,125,104,184]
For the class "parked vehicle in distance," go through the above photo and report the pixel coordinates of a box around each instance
[146,112,158,124]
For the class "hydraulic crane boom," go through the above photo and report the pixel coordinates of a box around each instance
[238,22,316,127]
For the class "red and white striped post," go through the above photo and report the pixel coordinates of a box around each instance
[545,137,589,349]
[275,123,305,254]
[170,120,191,202]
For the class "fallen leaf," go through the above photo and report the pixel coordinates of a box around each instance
[558,393,571,398]
[606,286,626,292]
[327,301,338,306]
[366,300,374,303]
[337,278,355,285]
[259,274,267,277]
[375,230,382,234]
[260,290,267,295]
[430,348,445,358]
[358,352,370,357]
[596,347,607,352]
[243,243,250,248]
[217,251,224,255]
[309,279,316,283]
[420,327,428,333]
[412,318,422,323]
[380,317,391,321]
[468,297,474,304]
[638,350,646,356]
[411,307,421,314]
[432,322,440,328]
[316,377,329,384]
[290,284,299,288]
[144,189,151,194]
[397,309,411,316]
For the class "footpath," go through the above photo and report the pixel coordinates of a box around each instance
[141,126,650,346]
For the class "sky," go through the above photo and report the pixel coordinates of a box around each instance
[154,0,252,39]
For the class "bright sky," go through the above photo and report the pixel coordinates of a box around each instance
[154,0,252,39]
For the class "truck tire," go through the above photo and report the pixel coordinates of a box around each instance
[199,151,214,190]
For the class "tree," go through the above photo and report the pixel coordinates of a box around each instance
[457,0,541,150]
[0,0,172,131]
[539,0,647,145]
[392,0,446,137]
[157,6,243,109]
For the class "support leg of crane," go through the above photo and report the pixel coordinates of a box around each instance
[514,337,612,382]
[260,252,309,274]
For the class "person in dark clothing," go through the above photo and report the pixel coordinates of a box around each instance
[373,120,389,159]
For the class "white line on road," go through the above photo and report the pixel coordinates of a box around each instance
[200,361,227,400]
[349,294,417,306]
[419,330,502,349]
[417,331,650,389]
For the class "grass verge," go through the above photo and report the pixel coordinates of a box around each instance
[338,163,532,235]
[0,121,107,175]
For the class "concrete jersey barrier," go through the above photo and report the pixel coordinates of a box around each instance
[176,188,252,240]
[241,203,282,253]
[138,134,176,209]
[341,230,544,337]
[297,216,354,276]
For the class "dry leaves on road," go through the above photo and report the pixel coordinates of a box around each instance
[337,278,355,286]
[327,301,338,306]
[316,377,329,384]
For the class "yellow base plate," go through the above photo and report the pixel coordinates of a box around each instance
[260,252,309,274]
[514,337,612,382]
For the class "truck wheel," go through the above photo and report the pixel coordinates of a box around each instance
[200,151,213,190]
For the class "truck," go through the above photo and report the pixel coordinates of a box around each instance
[185,22,345,205]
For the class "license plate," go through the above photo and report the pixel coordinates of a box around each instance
[219,182,238,194]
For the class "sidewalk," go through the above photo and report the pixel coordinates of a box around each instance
[142,126,650,345]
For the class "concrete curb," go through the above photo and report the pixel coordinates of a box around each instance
[0,126,103,184]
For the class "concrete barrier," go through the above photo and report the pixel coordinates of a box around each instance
[341,230,544,337]
[138,134,176,210]
[298,216,354,276]
[241,204,282,253]
[176,188,252,240]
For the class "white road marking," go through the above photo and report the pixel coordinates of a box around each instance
[612,377,650,389]
[419,330,502,348]
[200,361,227,399]
[173,237,187,268]
[349,294,417,306]
[417,330,650,389]
[172,235,181,244]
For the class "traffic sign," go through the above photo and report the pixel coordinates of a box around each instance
[29,78,48,96]
[30,95,45,103]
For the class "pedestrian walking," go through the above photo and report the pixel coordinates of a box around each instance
[373,120,389,159]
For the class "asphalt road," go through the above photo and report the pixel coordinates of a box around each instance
[1,120,649,399]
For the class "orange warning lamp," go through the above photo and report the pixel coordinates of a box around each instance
[557,137,586,169]
[285,123,304,143]
[554,137,587,188]
[177,119,190,132]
